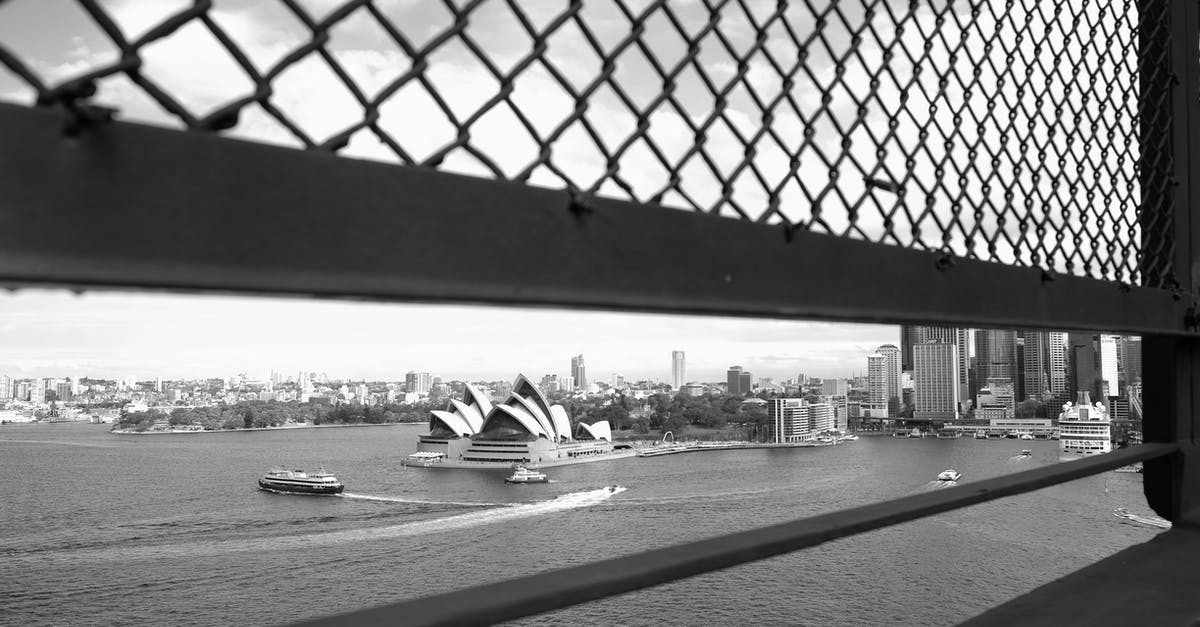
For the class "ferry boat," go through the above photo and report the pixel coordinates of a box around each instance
[891,429,910,438]
[403,451,447,467]
[1058,391,1112,459]
[937,469,962,482]
[258,467,344,495]
[1019,433,1035,440]
[935,429,962,439]
[505,465,548,484]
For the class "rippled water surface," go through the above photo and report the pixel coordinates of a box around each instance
[0,423,1161,626]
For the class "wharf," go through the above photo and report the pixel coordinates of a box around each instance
[634,439,849,457]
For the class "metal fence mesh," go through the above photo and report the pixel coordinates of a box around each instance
[0,0,1175,288]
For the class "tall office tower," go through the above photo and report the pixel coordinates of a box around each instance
[1015,335,1026,401]
[560,375,575,391]
[867,353,887,407]
[55,380,72,402]
[975,329,1018,387]
[155,377,162,393]
[912,342,960,422]
[0,374,11,400]
[1022,331,1051,402]
[571,354,587,389]
[671,351,686,390]
[724,362,744,393]
[1048,332,1069,399]
[1068,332,1099,400]
[1098,335,1119,397]
[901,326,959,372]
[1122,336,1143,386]
[875,344,901,415]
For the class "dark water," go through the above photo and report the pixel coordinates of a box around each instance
[0,423,1161,626]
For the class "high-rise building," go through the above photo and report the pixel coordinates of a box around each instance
[54,380,72,403]
[612,373,625,389]
[975,329,1018,388]
[1022,331,1050,402]
[875,344,901,415]
[671,351,686,390]
[912,342,960,422]
[571,355,587,389]
[0,374,11,400]
[867,353,887,409]
[406,372,433,395]
[1122,336,1143,387]
[1098,335,1119,397]
[1048,332,1069,400]
[560,375,575,391]
[1068,333,1099,400]
[727,366,752,396]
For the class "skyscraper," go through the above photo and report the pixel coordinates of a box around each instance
[1098,335,1119,397]
[975,329,1018,397]
[1022,331,1050,402]
[571,354,587,389]
[1122,336,1143,386]
[912,342,960,421]
[867,353,888,415]
[1048,331,1069,400]
[0,374,11,400]
[671,351,686,390]
[1068,333,1099,400]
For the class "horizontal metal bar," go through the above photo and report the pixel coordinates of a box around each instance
[0,103,1190,335]
[292,443,1178,627]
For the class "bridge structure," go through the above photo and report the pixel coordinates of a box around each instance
[2,1,1199,625]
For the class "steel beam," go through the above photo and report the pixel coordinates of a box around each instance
[0,103,1190,336]
[290,444,1177,627]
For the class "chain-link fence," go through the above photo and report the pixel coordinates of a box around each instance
[0,0,1173,288]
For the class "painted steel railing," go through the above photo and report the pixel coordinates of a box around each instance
[0,1,1197,625]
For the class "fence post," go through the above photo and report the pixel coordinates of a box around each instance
[1141,0,1200,523]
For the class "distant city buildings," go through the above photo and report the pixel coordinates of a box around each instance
[671,351,686,390]
[727,365,752,396]
[570,354,587,390]
[406,371,432,395]
[768,398,835,442]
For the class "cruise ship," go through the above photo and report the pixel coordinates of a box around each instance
[405,375,636,468]
[1058,391,1112,459]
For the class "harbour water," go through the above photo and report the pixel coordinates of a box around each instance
[0,423,1162,626]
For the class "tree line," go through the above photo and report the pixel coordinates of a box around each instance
[114,400,432,432]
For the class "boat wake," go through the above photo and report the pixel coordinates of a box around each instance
[338,492,496,507]
[13,487,627,565]
[1113,507,1171,530]
[925,480,957,489]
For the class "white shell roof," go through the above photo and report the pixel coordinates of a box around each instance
[430,410,473,437]
[549,405,572,442]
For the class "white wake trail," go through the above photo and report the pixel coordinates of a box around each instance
[339,492,497,507]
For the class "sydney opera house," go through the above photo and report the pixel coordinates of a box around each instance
[404,375,635,468]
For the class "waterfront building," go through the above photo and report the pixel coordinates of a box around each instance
[912,342,960,422]
[0,374,11,401]
[671,351,686,390]
[768,398,834,442]
[1059,391,1112,458]
[571,355,587,390]
[409,374,625,467]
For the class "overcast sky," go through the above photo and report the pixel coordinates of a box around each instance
[0,289,897,382]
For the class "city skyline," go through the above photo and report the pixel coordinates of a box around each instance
[0,289,898,382]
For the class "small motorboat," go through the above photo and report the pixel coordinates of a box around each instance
[505,465,548,484]
[258,466,344,495]
[937,469,962,482]
[1020,433,1035,440]
[1019,449,1032,457]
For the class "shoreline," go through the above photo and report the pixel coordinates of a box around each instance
[110,422,424,435]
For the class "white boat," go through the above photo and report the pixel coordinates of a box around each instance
[1019,449,1032,457]
[403,451,446,467]
[258,467,344,495]
[505,465,548,484]
[1019,433,1035,440]
[937,469,962,482]
[1113,507,1171,529]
